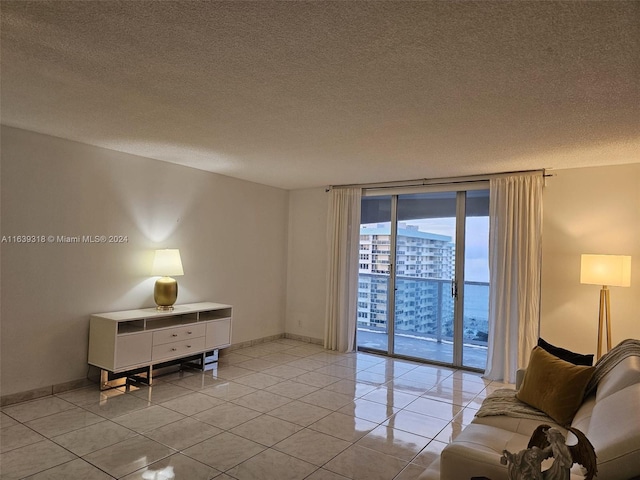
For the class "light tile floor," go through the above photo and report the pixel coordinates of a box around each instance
[0,338,513,480]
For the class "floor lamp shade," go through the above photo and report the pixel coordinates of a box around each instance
[580,254,631,287]
[580,254,631,358]
[151,249,184,310]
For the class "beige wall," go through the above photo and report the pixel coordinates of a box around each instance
[285,188,328,341]
[540,164,640,355]
[1,126,289,396]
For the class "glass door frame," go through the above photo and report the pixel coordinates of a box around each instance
[452,190,466,367]
[359,182,488,370]
[386,195,398,357]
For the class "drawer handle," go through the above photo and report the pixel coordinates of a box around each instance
[171,348,177,351]
[187,331,193,335]
[186,345,192,348]
[172,334,178,337]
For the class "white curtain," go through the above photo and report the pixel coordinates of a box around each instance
[325,188,362,352]
[485,173,543,383]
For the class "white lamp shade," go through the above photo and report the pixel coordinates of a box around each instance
[151,249,184,277]
[580,254,631,287]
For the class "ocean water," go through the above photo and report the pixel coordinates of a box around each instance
[464,283,489,338]
[464,283,489,321]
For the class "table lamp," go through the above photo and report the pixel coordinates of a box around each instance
[151,249,184,311]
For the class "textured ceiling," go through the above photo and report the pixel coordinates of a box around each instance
[1,1,638,189]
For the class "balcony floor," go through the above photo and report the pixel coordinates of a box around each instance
[357,330,487,370]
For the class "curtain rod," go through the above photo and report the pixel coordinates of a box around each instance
[326,169,552,192]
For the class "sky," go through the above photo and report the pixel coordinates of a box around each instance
[363,217,490,283]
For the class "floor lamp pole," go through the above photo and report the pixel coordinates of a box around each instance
[597,285,612,359]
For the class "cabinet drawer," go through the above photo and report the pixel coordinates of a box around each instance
[152,336,206,361]
[152,324,206,346]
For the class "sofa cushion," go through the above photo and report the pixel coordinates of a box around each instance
[516,346,595,426]
[472,413,562,436]
[585,383,640,480]
[538,337,594,366]
[569,394,595,434]
[438,424,528,479]
[595,355,640,402]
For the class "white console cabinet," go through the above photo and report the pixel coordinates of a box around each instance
[88,302,232,388]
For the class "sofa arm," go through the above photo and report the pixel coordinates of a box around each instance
[516,368,526,390]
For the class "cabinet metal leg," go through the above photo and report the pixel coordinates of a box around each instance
[100,369,109,390]
[98,367,152,391]
[99,369,127,391]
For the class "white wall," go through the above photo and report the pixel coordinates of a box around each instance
[540,164,640,355]
[285,164,640,359]
[285,188,328,341]
[0,126,289,396]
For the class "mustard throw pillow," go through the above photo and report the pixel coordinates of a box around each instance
[516,346,595,426]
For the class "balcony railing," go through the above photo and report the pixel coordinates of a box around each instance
[357,273,489,348]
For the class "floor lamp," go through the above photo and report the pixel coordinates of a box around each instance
[580,254,631,359]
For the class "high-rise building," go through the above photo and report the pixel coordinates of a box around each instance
[358,224,455,336]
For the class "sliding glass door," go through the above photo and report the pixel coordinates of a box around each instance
[357,188,489,370]
[393,191,458,364]
[357,196,393,352]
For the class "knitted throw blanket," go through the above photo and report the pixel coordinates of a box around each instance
[474,388,554,422]
[583,338,640,398]
[475,338,640,421]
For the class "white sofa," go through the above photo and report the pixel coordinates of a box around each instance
[419,354,640,480]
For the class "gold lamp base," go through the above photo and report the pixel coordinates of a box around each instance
[154,276,178,311]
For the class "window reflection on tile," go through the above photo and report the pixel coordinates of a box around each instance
[357,425,431,461]
[338,398,398,423]
[310,411,378,442]
[361,387,419,409]
[120,452,219,480]
[412,440,447,467]
[433,420,466,443]
[384,410,449,439]
[83,436,174,478]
